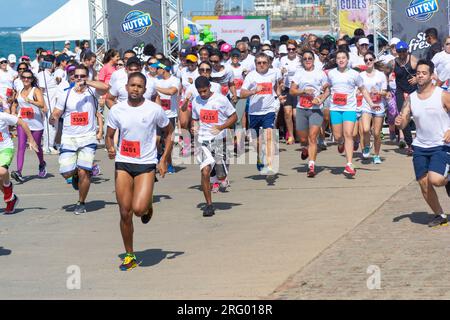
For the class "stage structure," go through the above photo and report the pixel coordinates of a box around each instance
[89,0,109,61]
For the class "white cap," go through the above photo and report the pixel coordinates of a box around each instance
[263,40,271,45]
[65,40,71,45]
[279,44,288,54]
[7,54,16,63]
[198,41,205,46]
[389,37,401,46]
[358,38,370,45]
[263,50,274,58]
[0,57,7,63]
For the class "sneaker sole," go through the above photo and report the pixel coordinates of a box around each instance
[430,222,448,228]
[344,170,356,177]
[5,196,19,215]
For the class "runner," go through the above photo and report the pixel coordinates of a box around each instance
[10,69,47,182]
[106,72,174,271]
[359,52,389,163]
[290,50,329,177]
[210,50,238,104]
[324,50,378,177]
[395,60,450,228]
[0,57,14,111]
[191,76,237,216]
[0,111,39,214]
[49,65,108,215]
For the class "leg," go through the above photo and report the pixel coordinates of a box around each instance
[31,130,45,166]
[372,116,384,156]
[132,171,156,217]
[115,170,135,254]
[284,106,294,143]
[361,113,373,149]
[77,168,91,203]
[201,166,212,205]
[308,126,321,162]
[417,174,444,215]
[16,126,28,174]
[343,121,356,164]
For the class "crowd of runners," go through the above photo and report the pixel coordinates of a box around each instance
[1,27,450,271]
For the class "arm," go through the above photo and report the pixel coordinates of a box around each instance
[395,95,412,130]
[49,108,64,126]
[229,80,238,104]
[96,111,104,141]
[156,86,178,96]
[105,92,118,109]
[28,87,46,110]
[86,80,109,96]
[159,122,175,178]
[359,86,376,108]
[212,113,238,135]
[239,87,258,99]
[442,92,450,143]
[105,126,117,160]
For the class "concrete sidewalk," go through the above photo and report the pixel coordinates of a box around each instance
[0,140,415,299]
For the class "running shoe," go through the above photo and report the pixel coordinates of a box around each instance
[373,155,382,164]
[3,183,13,203]
[5,195,19,215]
[71,173,79,191]
[256,160,264,172]
[167,164,175,174]
[11,171,25,183]
[74,202,86,215]
[307,163,316,178]
[337,143,345,154]
[91,164,100,177]
[362,146,371,159]
[428,215,448,228]
[219,178,230,190]
[141,205,153,225]
[344,164,356,177]
[66,177,73,184]
[211,182,220,193]
[318,139,328,151]
[120,253,138,271]
[301,147,309,161]
[203,204,216,217]
[399,140,407,149]
[38,162,47,178]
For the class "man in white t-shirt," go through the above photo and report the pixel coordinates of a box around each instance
[50,65,109,215]
[0,57,14,111]
[106,72,174,271]
[240,52,284,176]
[191,76,237,217]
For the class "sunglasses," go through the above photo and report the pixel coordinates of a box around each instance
[287,48,296,52]
[117,63,124,67]
[364,58,374,62]
[21,76,33,80]
[210,60,220,64]
[0,61,7,64]
[74,74,87,79]
[397,49,408,53]
[240,51,247,53]
[303,57,313,61]
[446,43,450,46]
[199,68,211,72]
[256,61,268,65]
[320,52,328,56]
[18,68,28,71]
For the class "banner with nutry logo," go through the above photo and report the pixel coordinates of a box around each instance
[338,0,372,36]
[392,0,449,58]
[107,0,163,57]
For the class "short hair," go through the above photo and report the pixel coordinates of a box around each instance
[36,47,45,55]
[159,57,172,68]
[319,44,331,53]
[302,50,315,59]
[254,52,269,62]
[198,61,212,69]
[425,27,438,39]
[287,39,297,47]
[417,59,435,74]
[251,35,261,42]
[209,49,223,60]
[354,28,365,37]
[143,44,156,57]
[128,72,147,85]
[123,50,136,58]
[280,35,289,43]
[335,50,350,59]
[82,51,96,62]
[195,76,211,90]
[74,64,89,75]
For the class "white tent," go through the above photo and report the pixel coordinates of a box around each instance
[21,0,92,43]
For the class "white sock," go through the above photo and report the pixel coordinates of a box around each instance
[3,182,11,188]
[347,163,353,167]
[309,161,315,167]
[441,214,447,219]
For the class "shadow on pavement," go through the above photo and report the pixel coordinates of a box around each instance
[119,249,184,268]
[62,200,116,213]
[197,202,242,211]
[153,195,172,204]
[21,174,56,183]
[0,247,12,257]
[91,177,111,184]
[393,212,431,225]
[244,173,287,186]
[1,207,46,215]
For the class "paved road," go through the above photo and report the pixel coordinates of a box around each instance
[0,140,416,299]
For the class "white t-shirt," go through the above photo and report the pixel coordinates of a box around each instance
[240,55,256,73]
[242,69,281,115]
[192,92,236,142]
[38,70,58,93]
[0,70,14,99]
[279,56,301,88]
[107,100,170,165]
[438,63,450,91]
[211,65,234,96]
[0,113,17,149]
[13,78,24,92]
[432,51,450,80]
[180,67,199,98]
[109,68,127,89]
[31,59,40,75]
[291,68,328,110]
[349,53,365,70]
[156,76,180,119]
[359,70,388,111]
[55,88,98,138]
[230,64,245,97]
[110,73,156,102]
[54,68,67,82]
[327,68,363,112]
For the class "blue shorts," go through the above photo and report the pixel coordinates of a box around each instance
[249,112,276,131]
[330,111,357,125]
[412,145,450,181]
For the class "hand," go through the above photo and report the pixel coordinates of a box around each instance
[188,78,193,84]
[231,95,238,104]
[303,88,316,96]
[191,125,198,136]
[28,139,40,153]
[107,147,116,160]
[312,98,321,106]
[385,91,392,100]
[255,85,264,94]
[371,104,381,112]
[395,114,403,127]
[159,157,168,178]
[96,131,103,142]
[186,91,193,102]
[211,126,222,136]
[279,95,287,104]
[408,76,417,86]
[49,116,56,126]
[444,130,450,143]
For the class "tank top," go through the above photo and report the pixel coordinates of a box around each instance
[410,86,450,148]
[394,56,417,94]
[16,87,45,131]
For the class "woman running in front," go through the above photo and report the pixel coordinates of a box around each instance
[359,52,389,164]
[290,50,330,177]
[11,69,47,182]
[325,50,378,177]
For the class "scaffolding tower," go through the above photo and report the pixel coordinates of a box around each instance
[162,0,184,63]
[88,0,109,63]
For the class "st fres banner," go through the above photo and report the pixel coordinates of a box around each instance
[392,0,449,58]
[338,0,372,37]
[107,0,163,59]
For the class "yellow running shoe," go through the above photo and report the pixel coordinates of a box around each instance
[120,253,138,271]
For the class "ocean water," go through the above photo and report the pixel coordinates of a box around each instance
[0,27,67,60]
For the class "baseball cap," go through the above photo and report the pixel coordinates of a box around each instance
[279,44,288,54]
[56,54,70,64]
[186,54,198,63]
[220,43,232,53]
[65,40,71,45]
[389,37,401,46]
[263,50,274,59]
[263,40,271,45]
[7,54,16,63]
[0,57,7,63]
[230,48,241,57]
[20,55,30,62]
[358,38,370,45]
[396,41,409,51]
[126,57,142,67]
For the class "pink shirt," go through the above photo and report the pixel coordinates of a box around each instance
[98,63,117,85]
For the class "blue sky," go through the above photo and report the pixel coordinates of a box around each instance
[2,0,254,27]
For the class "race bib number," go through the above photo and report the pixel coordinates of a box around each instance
[6,88,13,98]
[0,132,3,142]
[299,95,314,108]
[20,107,34,119]
[370,93,382,104]
[221,85,229,96]
[333,93,348,106]
[257,82,273,95]
[200,109,219,124]
[234,78,243,90]
[161,99,171,111]
[357,94,363,107]
[70,112,89,126]
[120,140,141,158]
